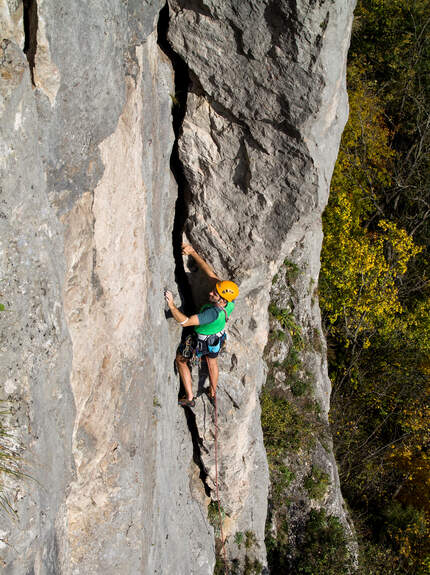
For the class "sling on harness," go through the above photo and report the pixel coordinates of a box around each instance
[180,302,233,362]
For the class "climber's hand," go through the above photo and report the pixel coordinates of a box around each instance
[164,290,174,308]
[182,243,196,256]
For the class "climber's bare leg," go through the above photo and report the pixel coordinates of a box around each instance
[176,353,194,401]
[205,356,219,398]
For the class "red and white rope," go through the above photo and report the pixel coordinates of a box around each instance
[214,393,228,574]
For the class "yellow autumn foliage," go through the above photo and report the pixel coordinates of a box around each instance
[320,188,420,340]
[320,64,421,343]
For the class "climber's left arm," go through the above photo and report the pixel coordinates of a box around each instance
[182,244,220,281]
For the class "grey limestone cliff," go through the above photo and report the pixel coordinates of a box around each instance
[0,0,355,573]
[167,0,356,569]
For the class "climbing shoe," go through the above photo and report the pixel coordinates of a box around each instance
[178,397,195,408]
[204,389,216,407]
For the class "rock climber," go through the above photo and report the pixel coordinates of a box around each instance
[165,243,239,408]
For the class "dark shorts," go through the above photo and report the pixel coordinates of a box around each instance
[178,333,226,359]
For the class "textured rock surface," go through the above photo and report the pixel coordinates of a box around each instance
[1,1,213,573]
[0,29,75,573]
[0,0,355,573]
[264,228,356,564]
[168,0,356,568]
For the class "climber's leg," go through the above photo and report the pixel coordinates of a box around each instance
[176,353,194,401]
[205,356,219,398]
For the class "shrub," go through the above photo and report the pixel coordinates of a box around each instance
[234,531,244,547]
[304,466,330,501]
[244,530,257,550]
[295,509,351,575]
[260,390,311,459]
[268,304,304,350]
[290,376,311,397]
[208,500,226,538]
[284,259,301,284]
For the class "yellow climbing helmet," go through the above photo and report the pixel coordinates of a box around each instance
[216,280,239,302]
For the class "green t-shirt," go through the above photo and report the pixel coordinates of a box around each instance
[194,301,235,335]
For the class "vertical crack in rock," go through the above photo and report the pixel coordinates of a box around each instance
[157,2,193,315]
[184,408,211,496]
[23,0,38,85]
[157,3,211,497]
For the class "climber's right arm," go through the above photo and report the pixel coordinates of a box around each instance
[179,314,200,327]
[165,290,200,326]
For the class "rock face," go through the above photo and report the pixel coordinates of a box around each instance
[1,1,213,573]
[167,0,356,569]
[263,232,357,568]
[0,0,355,574]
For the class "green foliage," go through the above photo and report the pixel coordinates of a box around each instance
[303,466,330,501]
[353,503,430,575]
[263,284,331,571]
[210,501,229,575]
[295,509,351,575]
[225,554,263,575]
[278,465,295,489]
[208,500,226,536]
[227,531,262,574]
[262,337,328,573]
[214,556,227,575]
[234,531,244,547]
[290,373,312,397]
[357,541,420,575]
[244,530,257,550]
[267,298,316,397]
[268,303,304,349]
[351,1,430,184]
[265,519,290,573]
[268,509,351,574]
[281,346,301,373]
[274,329,285,342]
[260,389,315,461]
[272,465,294,504]
[243,556,263,575]
[264,255,333,571]
[284,259,301,284]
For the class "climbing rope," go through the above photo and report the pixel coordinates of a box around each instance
[214,393,229,575]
